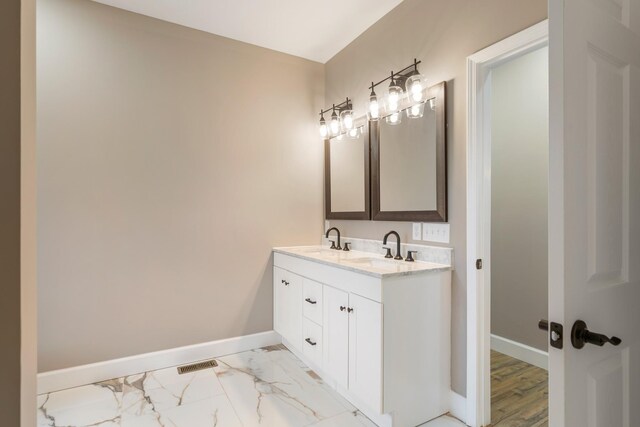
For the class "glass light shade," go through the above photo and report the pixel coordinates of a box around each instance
[406,102,425,119]
[368,95,380,121]
[319,121,328,138]
[329,113,340,136]
[386,84,404,112]
[385,111,402,126]
[405,73,426,103]
[340,110,354,130]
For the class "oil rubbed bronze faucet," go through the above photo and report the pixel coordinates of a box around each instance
[383,230,403,260]
[325,227,342,250]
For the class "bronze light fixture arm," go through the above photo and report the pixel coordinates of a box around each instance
[368,58,422,92]
[318,97,353,117]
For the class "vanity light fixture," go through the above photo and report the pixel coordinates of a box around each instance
[366,58,425,122]
[317,98,353,138]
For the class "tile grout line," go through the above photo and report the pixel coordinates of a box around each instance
[211,355,247,426]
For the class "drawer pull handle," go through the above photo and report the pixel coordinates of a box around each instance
[340,306,346,312]
[305,298,317,305]
[347,307,354,313]
[305,338,317,346]
[282,280,289,286]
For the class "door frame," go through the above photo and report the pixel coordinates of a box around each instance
[465,20,548,427]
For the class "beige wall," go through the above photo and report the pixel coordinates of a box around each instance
[324,0,547,395]
[37,0,324,372]
[1,0,23,423]
[491,47,549,351]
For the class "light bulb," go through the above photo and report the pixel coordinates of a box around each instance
[368,84,379,121]
[348,127,360,139]
[390,112,399,123]
[388,89,401,111]
[411,82,423,102]
[369,98,379,120]
[406,73,425,103]
[330,117,340,136]
[319,122,328,138]
[387,74,404,112]
[341,110,354,130]
[319,113,328,138]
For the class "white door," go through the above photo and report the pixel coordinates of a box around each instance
[348,293,382,413]
[323,285,349,388]
[285,272,303,349]
[549,0,640,426]
[273,267,287,338]
[274,267,302,349]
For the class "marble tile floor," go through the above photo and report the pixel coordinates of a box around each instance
[38,345,466,427]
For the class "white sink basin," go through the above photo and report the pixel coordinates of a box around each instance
[343,257,401,270]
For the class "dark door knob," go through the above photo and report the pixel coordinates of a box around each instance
[571,320,622,349]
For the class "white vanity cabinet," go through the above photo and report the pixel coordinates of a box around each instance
[273,249,452,427]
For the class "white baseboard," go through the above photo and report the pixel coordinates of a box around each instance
[490,334,548,370]
[38,330,281,395]
[449,390,467,425]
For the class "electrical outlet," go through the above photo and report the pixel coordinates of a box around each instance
[422,223,450,244]
[412,223,422,240]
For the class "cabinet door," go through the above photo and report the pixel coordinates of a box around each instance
[273,267,302,350]
[323,285,349,388]
[273,267,287,338]
[284,272,303,349]
[348,293,382,413]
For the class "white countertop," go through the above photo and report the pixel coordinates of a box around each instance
[273,245,452,278]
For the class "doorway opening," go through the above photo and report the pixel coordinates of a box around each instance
[466,21,549,427]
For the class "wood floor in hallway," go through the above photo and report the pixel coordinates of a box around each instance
[490,350,548,426]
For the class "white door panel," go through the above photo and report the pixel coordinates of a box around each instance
[273,267,287,338]
[348,293,382,414]
[549,0,640,425]
[323,285,349,388]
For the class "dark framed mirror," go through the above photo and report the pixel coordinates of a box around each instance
[324,121,371,220]
[371,81,447,222]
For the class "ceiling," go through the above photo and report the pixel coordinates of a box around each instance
[91,0,405,63]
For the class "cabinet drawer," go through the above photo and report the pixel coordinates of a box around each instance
[303,278,323,325]
[302,318,323,368]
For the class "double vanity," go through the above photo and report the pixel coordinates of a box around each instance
[272,237,452,427]
[279,80,452,426]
